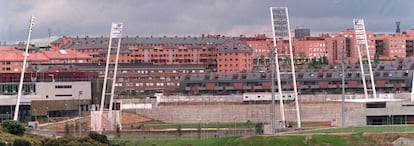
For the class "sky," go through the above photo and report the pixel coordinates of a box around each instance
[0,0,413,43]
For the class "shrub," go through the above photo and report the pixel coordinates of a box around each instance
[1,120,25,136]
[44,136,106,146]
[88,131,109,144]
[0,141,6,146]
[176,124,183,137]
[64,123,71,136]
[255,122,264,135]
[13,139,31,146]
[115,124,121,138]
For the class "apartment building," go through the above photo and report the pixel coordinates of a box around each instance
[0,71,97,122]
[0,46,91,73]
[32,63,205,97]
[180,59,414,95]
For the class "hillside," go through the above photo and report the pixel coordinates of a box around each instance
[0,129,44,145]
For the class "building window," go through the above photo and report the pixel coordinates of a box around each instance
[55,85,72,89]
[55,94,72,97]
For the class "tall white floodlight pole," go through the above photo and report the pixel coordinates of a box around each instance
[14,16,35,121]
[285,8,301,128]
[270,7,288,129]
[108,23,123,130]
[108,23,122,112]
[411,71,414,102]
[353,19,377,99]
[97,22,123,132]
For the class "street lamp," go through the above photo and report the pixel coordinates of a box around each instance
[64,104,68,120]
[33,109,37,122]
[46,107,49,125]
[78,91,83,137]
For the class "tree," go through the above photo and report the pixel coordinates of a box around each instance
[176,124,183,137]
[88,131,109,145]
[0,141,6,146]
[115,124,121,138]
[197,123,202,139]
[255,122,264,135]
[64,123,71,136]
[373,53,380,64]
[1,120,25,136]
[13,139,31,146]
[44,136,106,146]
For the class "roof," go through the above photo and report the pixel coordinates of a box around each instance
[0,49,48,62]
[42,50,92,59]
[53,36,229,50]
[217,38,253,53]
[31,36,60,47]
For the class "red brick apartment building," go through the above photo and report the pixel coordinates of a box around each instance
[5,29,414,74]
[0,46,91,73]
[50,35,255,73]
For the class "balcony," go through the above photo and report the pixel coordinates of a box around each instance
[328,84,337,88]
[214,86,224,90]
[253,86,263,90]
[310,85,319,89]
[243,86,252,90]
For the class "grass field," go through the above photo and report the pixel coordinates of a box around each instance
[125,123,256,129]
[296,125,414,134]
[110,125,414,145]
[110,133,411,146]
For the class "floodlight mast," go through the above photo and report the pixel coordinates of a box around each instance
[270,7,286,133]
[285,8,302,128]
[14,16,35,121]
[97,22,123,132]
[353,19,377,99]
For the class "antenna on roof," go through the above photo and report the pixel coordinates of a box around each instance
[396,21,401,33]
[48,28,51,38]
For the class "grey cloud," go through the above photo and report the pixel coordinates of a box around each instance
[0,0,413,43]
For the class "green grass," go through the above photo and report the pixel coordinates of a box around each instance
[298,125,414,134]
[111,125,414,146]
[307,135,347,146]
[128,123,256,129]
[110,133,409,146]
[111,136,309,146]
[0,128,45,145]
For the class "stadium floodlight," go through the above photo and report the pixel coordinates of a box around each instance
[95,22,123,132]
[270,7,302,133]
[14,16,35,121]
[353,19,377,99]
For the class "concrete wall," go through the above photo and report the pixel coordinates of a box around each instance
[132,102,362,126]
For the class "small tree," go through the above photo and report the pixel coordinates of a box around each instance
[176,124,183,137]
[88,131,109,144]
[115,124,121,138]
[255,122,264,135]
[13,139,31,146]
[197,123,201,139]
[1,120,25,136]
[64,122,71,136]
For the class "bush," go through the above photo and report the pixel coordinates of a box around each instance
[64,123,71,136]
[255,122,264,135]
[115,124,121,138]
[176,124,183,137]
[88,131,109,144]
[13,139,31,146]
[1,120,25,136]
[44,136,107,146]
[0,141,6,146]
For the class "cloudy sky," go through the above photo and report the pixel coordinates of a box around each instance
[1,0,413,42]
